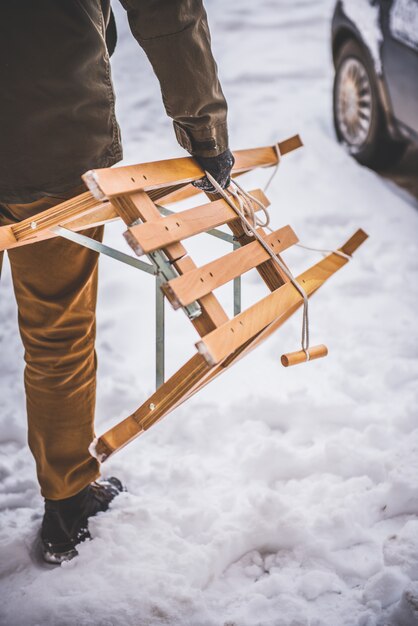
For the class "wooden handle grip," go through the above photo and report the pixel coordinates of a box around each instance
[281,344,328,367]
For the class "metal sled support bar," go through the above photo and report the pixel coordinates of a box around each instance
[52,226,156,275]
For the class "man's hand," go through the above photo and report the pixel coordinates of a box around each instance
[192,149,235,192]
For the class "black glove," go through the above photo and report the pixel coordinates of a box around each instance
[192,149,235,192]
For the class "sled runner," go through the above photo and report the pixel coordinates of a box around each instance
[0,135,368,461]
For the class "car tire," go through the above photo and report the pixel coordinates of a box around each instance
[333,39,407,170]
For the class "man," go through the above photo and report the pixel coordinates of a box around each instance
[0,0,233,564]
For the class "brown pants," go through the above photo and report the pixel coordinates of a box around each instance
[0,189,103,499]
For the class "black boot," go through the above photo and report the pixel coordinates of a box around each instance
[41,477,124,564]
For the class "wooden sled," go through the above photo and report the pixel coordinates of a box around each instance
[0,135,368,462]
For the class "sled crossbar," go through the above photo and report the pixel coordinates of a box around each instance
[0,134,368,463]
[82,135,303,200]
[124,189,269,255]
[161,225,298,309]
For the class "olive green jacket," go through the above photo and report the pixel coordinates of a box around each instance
[0,0,228,203]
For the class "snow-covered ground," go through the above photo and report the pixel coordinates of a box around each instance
[1,1,418,624]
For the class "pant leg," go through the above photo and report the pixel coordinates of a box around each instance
[1,191,103,499]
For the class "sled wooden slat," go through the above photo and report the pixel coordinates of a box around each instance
[155,135,302,206]
[162,225,298,309]
[340,228,368,256]
[203,191,292,291]
[0,186,200,253]
[111,191,229,335]
[94,353,212,461]
[157,134,302,207]
[125,189,269,256]
[13,192,98,240]
[83,136,302,200]
[227,220,291,289]
[196,230,366,366]
[0,191,101,252]
[150,134,302,207]
[116,192,186,261]
[0,200,116,252]
[64,203,119,231]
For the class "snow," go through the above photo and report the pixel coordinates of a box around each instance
[88,438,106,463]
[341,0,383,73]
[1,0,418,625]
[389,583,418,625]
[390,0,418,52]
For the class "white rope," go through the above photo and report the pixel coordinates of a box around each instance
[227,180,270,236]
[205,170,311,354]
[294,242,351,261]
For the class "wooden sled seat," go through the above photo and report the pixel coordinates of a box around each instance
[0,135,368,462]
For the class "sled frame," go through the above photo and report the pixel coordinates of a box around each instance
[0,134,368,463]
[0,135,302,389]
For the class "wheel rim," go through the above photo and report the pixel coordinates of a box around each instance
[335,57,373,148]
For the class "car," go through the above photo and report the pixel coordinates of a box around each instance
[331,0,418,169]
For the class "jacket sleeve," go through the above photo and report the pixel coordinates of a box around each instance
[118,0,229,157]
